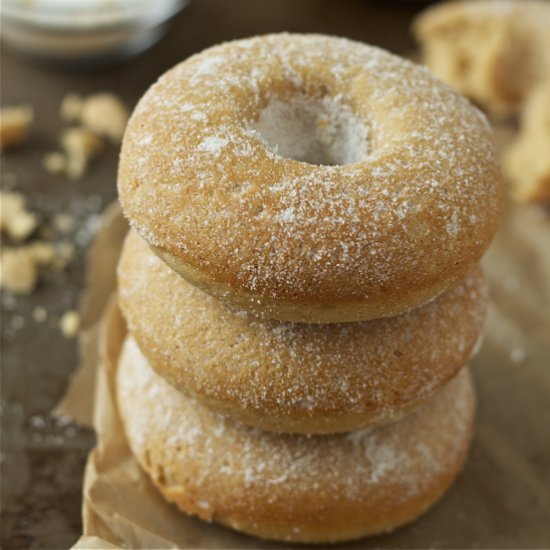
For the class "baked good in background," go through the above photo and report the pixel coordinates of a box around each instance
[503,78,550,204]
[414,0,550,115]
[118,229,487,434]
[118,33,501,323]
[116,336,476,544]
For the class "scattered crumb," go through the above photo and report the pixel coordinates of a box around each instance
[0,191,39,242]
[43,152,66,174]
[510,347,526,364]
[0,247,38,294]
[29,240,74,269]
[0,190,101,295]
[44,92,128,180]
[79,93,129,143]
[0,105,34,149]
[52,213,76,234]
[60,93,84,124]
[32,306,48,323]
[0,241,74,294]
[26,241,57,266]
[61,127,102,179]
[59,310,80,339]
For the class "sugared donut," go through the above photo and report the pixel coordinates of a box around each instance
[117,229,487,434]
[117,336,476,544]
[414,0,550,114]
[118,33,501,323]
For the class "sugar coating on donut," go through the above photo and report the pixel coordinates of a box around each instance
[117,336,475,542]
[118,33,502,321]
[121,335,472,490]
[118,229,487,433]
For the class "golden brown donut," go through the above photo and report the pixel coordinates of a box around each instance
[503,78,550,204]
[117,336,476,544]
[118,33,501,323]
[118,229,487,434]
[414,0,550,114]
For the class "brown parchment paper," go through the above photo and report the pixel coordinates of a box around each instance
[61,123,550,549]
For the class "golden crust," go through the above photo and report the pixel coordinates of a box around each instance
[414,0,550,114]
[118,33,501,323]
[503,78,550,204]
[118,230,487,434]
[117,337,476,544]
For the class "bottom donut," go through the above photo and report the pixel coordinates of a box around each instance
[117,335,476,544]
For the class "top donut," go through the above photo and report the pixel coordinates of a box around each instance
[118,33,501,323]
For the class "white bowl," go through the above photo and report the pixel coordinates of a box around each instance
[1,0,189,66]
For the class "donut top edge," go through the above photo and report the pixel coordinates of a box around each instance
[118,33,502,302]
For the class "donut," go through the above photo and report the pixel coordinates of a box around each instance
[118,33,501,323]
[503,78,550,204]
[117,229,487,434]
[414,0,550,114]
[117,336,476,544]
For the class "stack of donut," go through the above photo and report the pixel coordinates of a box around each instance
[116,34,502,543]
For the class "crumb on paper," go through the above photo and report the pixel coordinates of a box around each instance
[59,310,80,339]
[62,127,102,179]
[43,152,67,174]
[32,306,48,323]
[0,191,39,242]
[60,93,84,123]
[79,93,129,143]
[0,105,34,149]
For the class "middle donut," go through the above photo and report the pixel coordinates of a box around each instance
[118,230,487,434]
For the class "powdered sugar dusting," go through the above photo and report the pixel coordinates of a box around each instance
[276,207,295,223]
[116,337,475,524]
[117,230,487,433]
[118,33,501,307]
[197,136,228,155]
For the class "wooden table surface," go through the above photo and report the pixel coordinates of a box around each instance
[1,2,429,548]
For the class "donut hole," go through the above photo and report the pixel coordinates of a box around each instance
[250,93,368,166]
